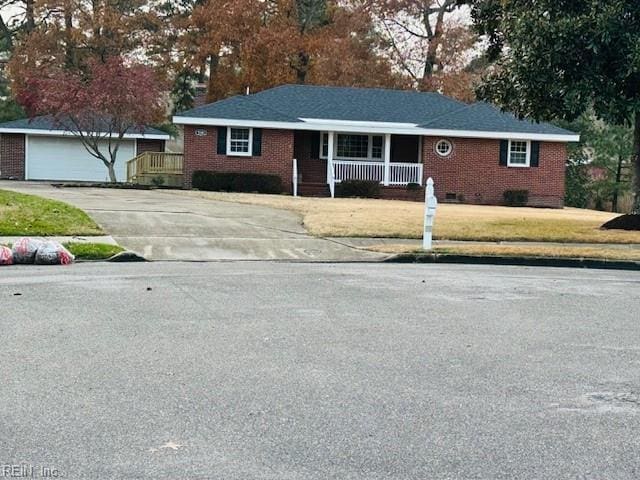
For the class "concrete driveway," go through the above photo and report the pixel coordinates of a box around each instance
[0,181,384,261]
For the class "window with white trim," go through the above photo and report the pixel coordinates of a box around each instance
[321,133,329,158]
[435,139,453,157]
[319,133,384,161]
[337,134,368,158]
[371,136,383,159]
[227,127,252,156]
[508,140,530,167]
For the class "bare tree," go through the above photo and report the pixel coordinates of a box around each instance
[372,0,469,91]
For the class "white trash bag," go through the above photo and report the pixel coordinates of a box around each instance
[34,241,75,265]
[11,237,44,264]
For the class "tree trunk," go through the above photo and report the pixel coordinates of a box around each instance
[64,1,76,68]
[633,112,640,214]
[419,48,438,91]
[0,16,13,49]
[612,155,623,213]
[197,63,206,84]
[206,54,219,103]
[295,51,309,84]
[92,0,104,61]
[418,4,446,92]
[107,163,117,183]
[25,0,35,32]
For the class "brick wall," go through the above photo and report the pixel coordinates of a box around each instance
[182,126,567,206]
[379,186,424,202]
[422,137,566,208]
[0,133,25,180]
[183,126,295,192]
[136,139,165,154]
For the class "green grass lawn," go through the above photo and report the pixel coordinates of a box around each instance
[64,243,124,260]
[0,189,102,236]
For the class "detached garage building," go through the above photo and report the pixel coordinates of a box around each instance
[0,116,170,182]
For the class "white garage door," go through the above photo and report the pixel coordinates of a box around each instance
[26,136,136,182]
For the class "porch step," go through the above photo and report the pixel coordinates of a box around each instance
[298,182,330,197]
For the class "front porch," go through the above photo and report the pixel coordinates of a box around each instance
[126,151,184,187]
[294,131,423,196]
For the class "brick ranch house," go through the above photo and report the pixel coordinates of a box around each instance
[174,85,579,207]
[0,116,169,183]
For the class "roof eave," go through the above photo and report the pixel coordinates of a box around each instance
[418,128,580,142]
[0,127,171,140]
[173,116,304,128]
[173,116,580,141]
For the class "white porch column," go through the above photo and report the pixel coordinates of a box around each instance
[326,131,335,183]
[383,133,391,186]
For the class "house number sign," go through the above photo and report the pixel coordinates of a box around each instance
[195,129,207,136]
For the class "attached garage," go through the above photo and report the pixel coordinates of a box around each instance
[26,136,136,182]
[0,116,170,182]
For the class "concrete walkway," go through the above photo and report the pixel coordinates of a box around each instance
[0,235,118,246]
[0,181,385,262]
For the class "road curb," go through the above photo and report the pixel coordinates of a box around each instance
[385,253,640,271]
[106,251,148,262]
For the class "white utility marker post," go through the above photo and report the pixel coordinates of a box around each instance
[383,133,391,186]
[292,158,298,197]
[423,177,437,250]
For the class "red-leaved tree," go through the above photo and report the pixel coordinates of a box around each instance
[16,57,166,182]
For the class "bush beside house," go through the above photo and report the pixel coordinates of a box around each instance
[335,180,381,198]
[192,171,283,194]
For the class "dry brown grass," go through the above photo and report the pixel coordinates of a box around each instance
[177,191,640,244]
[366,243,640,262]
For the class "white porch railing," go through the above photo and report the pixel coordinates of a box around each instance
[332,160,423,186]
[334,161,385,183]
[388,163,423,185]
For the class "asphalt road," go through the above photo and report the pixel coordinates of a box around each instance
[1,262,640,479]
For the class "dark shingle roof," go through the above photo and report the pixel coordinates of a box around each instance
[179,95,302,122]
[176,84,577,137]
[249,85,465,123]
[0,115,170,137]
[420,102,575,136]
[178,84,465,124]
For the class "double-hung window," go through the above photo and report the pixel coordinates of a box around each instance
[227,128,252,156]
[371,136,383,159]
[320,133,384,161]
[321,133,329,158]
[508,140,530,167]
